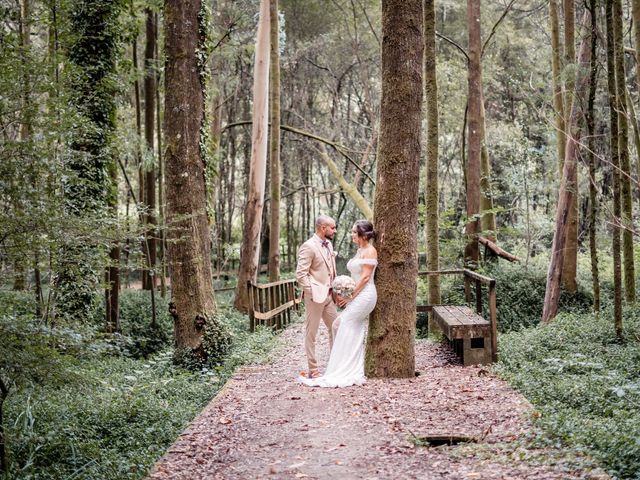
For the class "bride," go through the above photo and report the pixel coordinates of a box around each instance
[299,219,377,388]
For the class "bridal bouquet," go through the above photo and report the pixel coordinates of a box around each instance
[332,275,356,298]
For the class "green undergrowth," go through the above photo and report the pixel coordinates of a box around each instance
[496,306,640,479]
[1,289,286,479]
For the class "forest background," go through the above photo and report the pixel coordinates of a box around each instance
[1,0,639,479]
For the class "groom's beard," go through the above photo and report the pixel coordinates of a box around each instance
[325,232,335,241]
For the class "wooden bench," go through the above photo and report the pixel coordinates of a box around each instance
[417,269,497,365]
[247,279,301,332]
[431,305,492,365]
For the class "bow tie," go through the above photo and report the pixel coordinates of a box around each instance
[321,240,330,248]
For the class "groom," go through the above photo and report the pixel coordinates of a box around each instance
[296,215,339,378]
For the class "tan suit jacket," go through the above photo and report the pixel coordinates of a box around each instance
[296,234,337,303]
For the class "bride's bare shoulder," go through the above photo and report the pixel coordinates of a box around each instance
[361,245,377,260]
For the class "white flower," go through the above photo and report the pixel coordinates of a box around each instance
[332,275,356,298]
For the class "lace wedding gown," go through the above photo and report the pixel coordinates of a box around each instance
[300,257,377,388]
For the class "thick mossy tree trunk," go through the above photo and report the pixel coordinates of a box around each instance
[366,0,422,378]
[57,0,121,323]
[613,0,635,304]
[464,0,481,268]
[165,0,220,361]
[424,0,440,304]
[234,0,270,313]
[268,0,281,282]
[606,1,623,338]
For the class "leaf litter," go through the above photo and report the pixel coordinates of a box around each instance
[147,322,609,480]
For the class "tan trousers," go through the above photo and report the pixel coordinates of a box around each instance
[304,295,338,373]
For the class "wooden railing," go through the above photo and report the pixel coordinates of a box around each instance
[247,279,301,332]
[417,269,497,362]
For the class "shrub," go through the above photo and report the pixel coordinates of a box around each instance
[496,307,640,479]
[3,301,281,479]
[94,290,173,358]
[434,263,593,333]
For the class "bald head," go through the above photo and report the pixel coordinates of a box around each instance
[315,215,336,241]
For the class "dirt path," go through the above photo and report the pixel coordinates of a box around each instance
[147,324,607,480]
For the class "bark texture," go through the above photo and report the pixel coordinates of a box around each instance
[464,0,482,268]
[562,0,578,293]
[542,11,591,324]
[550,0,566,173]
[234,0,270,312]
[613,0,635,304]
[143,8,157,291]
[606,1,623,338]
[366,0,423,378]
[268,0,281,282]
[165,0,217,356]
[479,96,496,242]
[586,0,600,313]
[424,0,440,304]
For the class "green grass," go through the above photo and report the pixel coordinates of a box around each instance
[2,291,285,479]
[495,307,640,479]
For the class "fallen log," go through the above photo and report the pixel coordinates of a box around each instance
[479,236,521,263]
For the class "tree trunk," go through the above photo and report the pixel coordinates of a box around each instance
[165,0,218,359]
[542,10,591,324]
[613,0,635,304]
[0,378,7,475]
[464,0,482,269]
[268,0,281,282]
[234,0,270,312]
[424,0,440,304]
[562,0,578,293]
[156,12,166,298]
[606,1,623,338]
[366,0,422,378]
[550,0,566,172]
[143,9,157,291]
[315,146,373,220]
[15,0,32,292]
[479,95,496,242]
[58,0,121,323]
[587,0,600,313]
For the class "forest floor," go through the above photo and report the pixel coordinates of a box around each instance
[146,323,609,480]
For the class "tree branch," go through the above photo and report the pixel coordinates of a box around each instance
[222,121,376,185]
[482,0,517,57]
[436,31,469,62]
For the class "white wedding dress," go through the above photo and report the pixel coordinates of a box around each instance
[299,257,377,388]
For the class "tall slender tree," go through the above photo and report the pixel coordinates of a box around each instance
[586,0,600,313]
[464,0,481,269]
[562,0,578,293]
[424,0,440,304]
[550,0,566,176]
[605,0,623,338]
[366,0,423,378]
[613,0,635,304]
[542,10,591,323]
[143,9,157,292]
[234,0,270,312]
[268,0,281,282]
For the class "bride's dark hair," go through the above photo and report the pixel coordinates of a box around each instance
[354,219,376,241]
